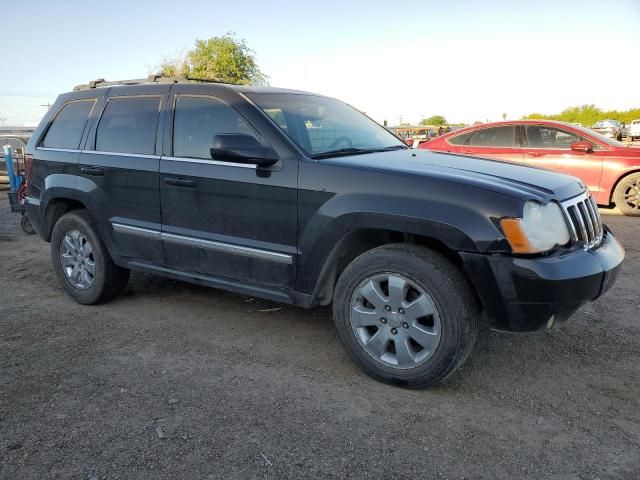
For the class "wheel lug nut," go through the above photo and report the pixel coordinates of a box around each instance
[399,308,405,314]
[391,328,398,335]
[384,305,391,312]
[380,318,387,324]
[402,322,409,329]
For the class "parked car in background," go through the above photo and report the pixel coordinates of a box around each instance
[627,119,640,141]
[591,119,623,141]
[420,120,640,215]
[23,77,624,388]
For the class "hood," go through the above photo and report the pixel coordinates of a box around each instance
[324,149,585,202]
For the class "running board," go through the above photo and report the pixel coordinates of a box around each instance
[127,261,295,304]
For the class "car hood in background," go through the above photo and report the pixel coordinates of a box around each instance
[325,149,585,202]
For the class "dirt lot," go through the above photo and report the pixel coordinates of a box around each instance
[0,197,638,480]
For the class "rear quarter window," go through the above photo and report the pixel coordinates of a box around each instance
[40,100,95,149]
[95,96,161,155]
[447,132,473,145]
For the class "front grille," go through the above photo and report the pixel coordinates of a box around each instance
[560,192,604,250]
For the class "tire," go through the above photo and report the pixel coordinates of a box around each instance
[20,214,35,235]
[50,210,130,304]
[613,172,640,216]
[333,244,479,388]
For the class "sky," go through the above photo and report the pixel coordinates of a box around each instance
[2,0,639,127]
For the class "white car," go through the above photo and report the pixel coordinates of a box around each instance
[628,119,640,141]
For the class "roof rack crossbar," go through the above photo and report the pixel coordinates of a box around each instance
[73,74,228,91]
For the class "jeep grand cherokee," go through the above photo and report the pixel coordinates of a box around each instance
[23,76,625,388]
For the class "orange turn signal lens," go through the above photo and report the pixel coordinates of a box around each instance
[500,218,533,253]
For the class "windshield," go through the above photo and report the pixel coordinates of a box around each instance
[593,120,618,128]
[570,123,626,147]
[247,93,406,157]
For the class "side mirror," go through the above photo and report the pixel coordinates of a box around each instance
[570,140,593,153]
[210,134,278,167]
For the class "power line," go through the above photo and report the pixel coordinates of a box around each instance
[0,92,57,97]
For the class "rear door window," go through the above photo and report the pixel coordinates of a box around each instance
[40,100,95,149]
[172,95,258,159]
[95,96,160,155]
[468,126,516,147]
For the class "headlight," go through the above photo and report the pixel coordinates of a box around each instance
[500,201,570,253]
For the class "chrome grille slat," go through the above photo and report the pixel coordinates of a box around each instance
[560,191,604,250]
[584,198,601,243]
[579,202,595,241]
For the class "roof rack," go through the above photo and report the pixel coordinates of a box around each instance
[73,74,229,91]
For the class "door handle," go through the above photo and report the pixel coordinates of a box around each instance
[80,166,104,176]
[164,176,195,187]
[526,152,544,157]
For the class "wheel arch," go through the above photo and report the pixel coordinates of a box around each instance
[306,222,479,308]
[42,197,88,242]
[610,168,640,205]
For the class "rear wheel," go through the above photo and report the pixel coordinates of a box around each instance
[613,172,640,216]
[51,210,130,304]
[333,244,479,388]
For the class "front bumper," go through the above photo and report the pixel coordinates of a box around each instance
[461,227,624,332]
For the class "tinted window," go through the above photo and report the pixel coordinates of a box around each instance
[525,126,581,149]
[96,97,160,155]
[468,126,516,147]
[173,95,258,159]
[41,100,94,149]
[448,131,473,145]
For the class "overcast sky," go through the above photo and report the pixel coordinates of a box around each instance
[2,0,639,126]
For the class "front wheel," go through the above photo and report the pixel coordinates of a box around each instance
[50,210,130,304]
[333,244,479,388]
[613,172,640,216]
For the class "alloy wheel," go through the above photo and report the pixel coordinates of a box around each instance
[350,272,441,369]
[60,229,96,289]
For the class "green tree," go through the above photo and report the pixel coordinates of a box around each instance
[159,33,268,85]
[421,115,447,126]
[521,104,640,126]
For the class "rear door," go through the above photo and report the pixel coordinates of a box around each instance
[446,125,525,164]
[80,86,168,264]
[522,124,604,195]
[159,85,298,289]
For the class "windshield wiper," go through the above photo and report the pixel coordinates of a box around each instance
[373,145,408,152]
[310,145,408,159]
[310,148,372,159]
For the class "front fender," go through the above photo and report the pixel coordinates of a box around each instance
[295,190,519,296]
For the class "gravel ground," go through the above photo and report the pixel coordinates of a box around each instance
[0,197,638,479]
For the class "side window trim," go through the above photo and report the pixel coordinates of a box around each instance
[91,94,163,155]
[37,99,97,150]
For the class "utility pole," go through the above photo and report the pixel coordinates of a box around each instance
[41,102,52,110]
[0,117,6,126]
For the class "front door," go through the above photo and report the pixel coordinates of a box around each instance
[159,86,298,289]
[521,124,604,195]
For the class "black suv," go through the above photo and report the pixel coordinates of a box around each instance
[24,76,624,388]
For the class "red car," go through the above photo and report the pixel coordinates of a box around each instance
[420,120,640,215]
